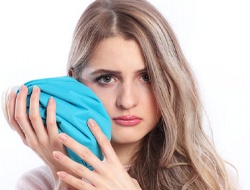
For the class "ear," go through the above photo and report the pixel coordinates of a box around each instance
[68,69,73,77]
[68,67,78,78]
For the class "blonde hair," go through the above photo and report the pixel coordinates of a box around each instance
[67,0,236,189]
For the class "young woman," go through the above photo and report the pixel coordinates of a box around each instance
[6,0,237,189]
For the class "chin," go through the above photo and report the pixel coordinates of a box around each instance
[111,135,145,145]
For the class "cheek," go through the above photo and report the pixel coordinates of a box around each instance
[99,96,113,112]
[88,87,114,113]
[148,94,161,120]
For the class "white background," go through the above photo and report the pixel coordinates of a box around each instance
[0,0,249,189]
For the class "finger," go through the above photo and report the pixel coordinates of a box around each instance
[7,91,26,139]
[53,151,98,187]
[131,178,141,188]
[87,119,120,164]
[57,171,95,190]
[15,85,38,145]
[57,133,104,173]
[29,86,48,138]
[2,87,10,124]
[46,97,63,150]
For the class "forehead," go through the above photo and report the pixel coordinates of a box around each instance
[86,36,146,71]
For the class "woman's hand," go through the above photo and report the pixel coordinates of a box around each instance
[53,119,142,190]
[7,85,77,190]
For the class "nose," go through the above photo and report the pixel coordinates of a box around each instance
[116,82,139,110]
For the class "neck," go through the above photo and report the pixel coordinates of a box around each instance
[111,141,140,166]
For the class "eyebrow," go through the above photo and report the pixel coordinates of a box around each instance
[90,69,121,76]
[89,68,148,76]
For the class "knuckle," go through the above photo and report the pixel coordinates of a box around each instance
[50,139,61,150]
[14,112,24,121]
[78,147,92,160]
[27,138,38,148]
[74,163,87,175]
[28,112,38,121]
[38,137,49,146]
[22,139,28,146]
[103,171,113,181]
[46,119,55,127]
[8,117,16,126]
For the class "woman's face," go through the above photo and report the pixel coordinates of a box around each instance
[80,36,161,146]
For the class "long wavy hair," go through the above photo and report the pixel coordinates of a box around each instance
[67,0,235,189]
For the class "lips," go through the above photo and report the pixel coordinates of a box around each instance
[113,115,142,126]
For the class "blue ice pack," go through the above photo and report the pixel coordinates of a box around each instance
[22,76,111,170]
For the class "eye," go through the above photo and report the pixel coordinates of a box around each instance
[95,74,116,85]
[141,73,150,83]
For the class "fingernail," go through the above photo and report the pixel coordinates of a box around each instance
[53,151,63,160]
[20,85,25,92]
[58,133,68,141]
[57,171,67,179]
[48,97,54,104]
[33,86,39,93]
[88,118,96,127]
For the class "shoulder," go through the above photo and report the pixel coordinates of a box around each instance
[15,165,54,190]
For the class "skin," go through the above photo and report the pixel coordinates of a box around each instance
[7,36,161,190]
[80,36,161,165]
